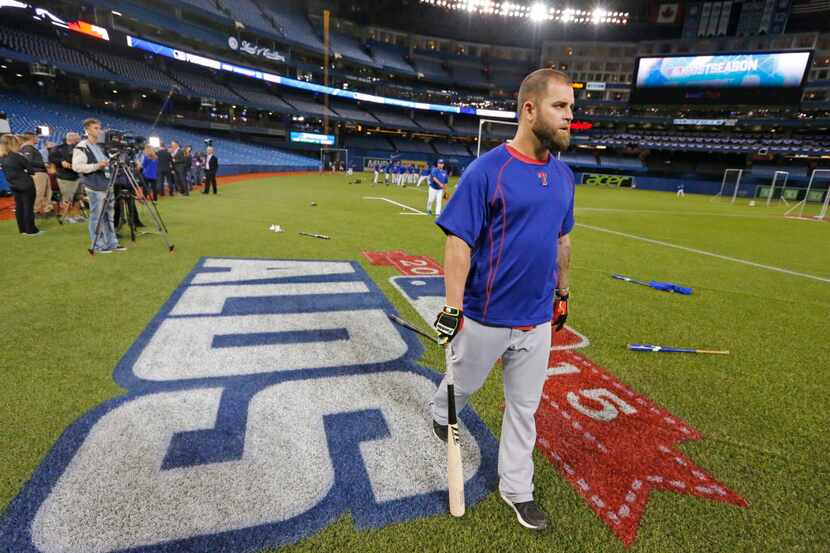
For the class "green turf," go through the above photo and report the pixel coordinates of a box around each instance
[1,175,828,552]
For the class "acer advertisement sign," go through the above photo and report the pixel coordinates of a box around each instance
[581,173,635,187]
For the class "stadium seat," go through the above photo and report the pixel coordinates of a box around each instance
[0,92,318,170]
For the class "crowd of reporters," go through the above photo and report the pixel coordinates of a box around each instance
[1,119,219,250]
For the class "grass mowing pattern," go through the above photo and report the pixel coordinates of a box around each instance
[1,174,828,552]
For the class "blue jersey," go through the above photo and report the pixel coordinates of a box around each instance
[421,167,432,176]
[436,144,575,327]
[429,167,448,190]
[384,165,391,173]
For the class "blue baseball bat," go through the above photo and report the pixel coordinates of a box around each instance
[628,343,730,355]
[612,274,693,295]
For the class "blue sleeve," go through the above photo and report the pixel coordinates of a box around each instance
[435,163,488,248]
[559,163,575,236]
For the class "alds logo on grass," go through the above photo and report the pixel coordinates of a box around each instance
[373,249,748,547]
[0,258,498,553]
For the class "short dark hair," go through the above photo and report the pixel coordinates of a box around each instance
[517,68,572,115]
[83,118,101,129]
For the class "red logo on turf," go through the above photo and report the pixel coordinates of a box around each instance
[538,328,748,546]
[362,250,444,276]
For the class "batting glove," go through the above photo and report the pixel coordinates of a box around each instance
[434,305,463,345]
[553,288,569,331]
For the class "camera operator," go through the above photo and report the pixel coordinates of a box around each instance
[1,134,41,235]
[72,118,125,253]
[19,132,52,216]
[203,146,219,194]
[49,131,83,223]
[156,142,173,196]
[170,140,188,196]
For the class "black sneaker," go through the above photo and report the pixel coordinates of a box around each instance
[432,420,448,443]
[501,494,547,530]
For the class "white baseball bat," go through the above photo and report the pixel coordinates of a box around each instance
[445,360,465,517]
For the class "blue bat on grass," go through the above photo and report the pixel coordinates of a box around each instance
[612,274,693,295]
[628,343,730,355]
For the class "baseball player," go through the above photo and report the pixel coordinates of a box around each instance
[431,68,574,530]
[417,164,431,187]
[373,163,381,186]
[396,163,405,187]
[426,159,448,216]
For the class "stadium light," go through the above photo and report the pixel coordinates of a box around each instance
[419,0,626,24]
[529,2,548,21]
[148,136,160,148]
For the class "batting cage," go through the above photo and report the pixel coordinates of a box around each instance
[476,119,518,157]
[320,147,349,172]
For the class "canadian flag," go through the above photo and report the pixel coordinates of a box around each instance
[657,2,680,23]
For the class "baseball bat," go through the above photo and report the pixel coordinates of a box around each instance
[386,313,465,516]
[627,343,730,355]
[612,273,693,295]
[445,360,465,517]
[298,231,330,240]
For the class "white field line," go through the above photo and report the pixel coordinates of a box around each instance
[576,223,830,284]
[363,196,426,215]
[576,207,783,220]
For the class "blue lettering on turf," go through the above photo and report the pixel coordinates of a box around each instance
[0,258,498,553]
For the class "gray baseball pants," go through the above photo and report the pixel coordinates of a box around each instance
[431,317,551,503]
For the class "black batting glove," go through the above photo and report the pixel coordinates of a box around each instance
[434,305,463,345]
[553,288,569,331]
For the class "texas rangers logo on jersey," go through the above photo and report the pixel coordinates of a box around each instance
[0,258,499,553]
[538,171,548,186]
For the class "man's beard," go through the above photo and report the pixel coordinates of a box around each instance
[532,122,570,152]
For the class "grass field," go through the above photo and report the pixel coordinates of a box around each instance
[1,173,828,553]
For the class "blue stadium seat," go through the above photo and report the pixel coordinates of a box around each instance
[330,33,378,67]
[432,141,473,157]
[0,93,318,170]
[0,28,114,81]
[343,135,394,152]
[366,42,417,76]
[257,6,324,53]
[391,138,434,154]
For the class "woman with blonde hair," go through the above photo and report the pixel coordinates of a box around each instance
[0,134,42,235]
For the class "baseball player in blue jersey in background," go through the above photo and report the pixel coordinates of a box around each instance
[431,68,574,530]
[417,163,431,187]
[426,159,449,216]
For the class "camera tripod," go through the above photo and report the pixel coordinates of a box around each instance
[89,154,175,255]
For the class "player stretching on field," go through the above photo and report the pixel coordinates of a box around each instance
[426,159,448,216]
[431,68,574,530]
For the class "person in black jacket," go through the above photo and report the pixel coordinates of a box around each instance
[48,131,83,222]
[170,140,188,196]
[202,146,219,194]
[156,142,174,196]
[183,145,193,192]
[1,134,41,235]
